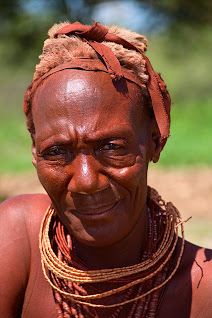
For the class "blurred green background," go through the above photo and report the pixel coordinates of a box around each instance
[0,0,211,174]
[0,0,211,247]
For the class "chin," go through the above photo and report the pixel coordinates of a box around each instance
[56,199,129,245]
[71,228,127,247]
[65,214,132,248]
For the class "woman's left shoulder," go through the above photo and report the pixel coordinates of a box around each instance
[183,240,212,279]
[184,240,212,317]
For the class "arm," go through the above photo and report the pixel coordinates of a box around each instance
[0,193,50,318]
[0,195,31,317]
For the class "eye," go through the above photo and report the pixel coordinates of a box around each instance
[97,140,129,158]
[96,140,135,167]
[45,147,67,156]
[41,146,73,161]
[101,143,122,151]
[50,147,66,156]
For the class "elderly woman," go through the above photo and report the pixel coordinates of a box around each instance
[0,21,211,318]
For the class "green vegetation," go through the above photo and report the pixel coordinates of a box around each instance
[159,99,212,166]
[147,27,212,166]
[0,69,33,174]
[0,110,32,174]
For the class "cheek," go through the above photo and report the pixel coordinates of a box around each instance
[36,161,68,196]
[108,153,147,191]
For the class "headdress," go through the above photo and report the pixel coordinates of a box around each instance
[23,21,171,142]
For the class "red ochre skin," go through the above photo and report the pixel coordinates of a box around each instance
[0,69,211,318]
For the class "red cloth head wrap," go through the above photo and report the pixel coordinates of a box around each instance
[24,21,171,141]
[54,22,171,141]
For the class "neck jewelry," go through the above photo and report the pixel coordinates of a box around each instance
[39,187,185,317]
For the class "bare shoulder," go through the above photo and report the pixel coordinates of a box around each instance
[158,240,212,318]
[0,192,50,220]
[0,193,50,235]
[176,240,212,318]
[0,192,50,245]
[0,193,50,317]
[182,240,212,287]
[187,242,212,318]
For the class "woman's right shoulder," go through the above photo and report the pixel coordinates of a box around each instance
[0,193,51,317]
[0,193,50,233]
[0,193,51,253]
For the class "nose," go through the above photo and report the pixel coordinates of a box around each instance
[68,153,110,194]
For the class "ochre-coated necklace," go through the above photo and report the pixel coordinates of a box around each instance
[39,187,186,317]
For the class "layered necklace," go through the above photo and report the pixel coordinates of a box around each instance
[39,187,185,317]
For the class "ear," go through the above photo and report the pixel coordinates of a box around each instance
[149,120,167,164]
[32,140,37,168]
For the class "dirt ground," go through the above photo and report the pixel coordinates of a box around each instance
[0,167,211,248]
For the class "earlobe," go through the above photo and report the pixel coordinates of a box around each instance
[150,121,165,164]
[32,141,37,168]
[151,135,161,163]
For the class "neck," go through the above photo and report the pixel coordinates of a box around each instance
[72,205,148,269]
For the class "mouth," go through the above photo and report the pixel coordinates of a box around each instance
[71,201,119,220]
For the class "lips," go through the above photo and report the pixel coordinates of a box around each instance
[73,201,119,216]
[69,187,121,217]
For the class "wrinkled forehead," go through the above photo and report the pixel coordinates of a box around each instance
[32,67,145,114]
[32,68,150,138]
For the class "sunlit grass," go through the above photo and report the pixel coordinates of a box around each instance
[159,99,212,166]
[0,69,33,174]
[0,108,32,174]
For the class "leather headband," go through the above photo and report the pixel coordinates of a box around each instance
[27,21,171,141]
[31,58,146,93]
[55,21,171,140]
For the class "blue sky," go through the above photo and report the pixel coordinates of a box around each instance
[23,0,168,33]
[92,0,167,33]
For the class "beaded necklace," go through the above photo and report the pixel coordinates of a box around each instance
[39,187,185,317]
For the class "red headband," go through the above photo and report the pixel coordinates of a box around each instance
[54,21,171,140]
[24,21,171,141]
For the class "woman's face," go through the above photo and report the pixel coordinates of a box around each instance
[32,69,157,247]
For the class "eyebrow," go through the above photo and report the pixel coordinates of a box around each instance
[84,126,136,143]
[36,125,136,151]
